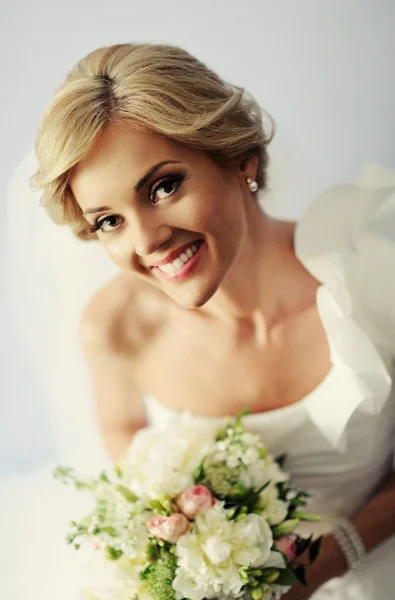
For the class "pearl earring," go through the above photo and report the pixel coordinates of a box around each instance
[246,177,258,192]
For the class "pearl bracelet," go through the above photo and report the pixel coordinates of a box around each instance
[332,517,367,570]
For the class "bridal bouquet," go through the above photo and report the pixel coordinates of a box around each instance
[54,412,322,600]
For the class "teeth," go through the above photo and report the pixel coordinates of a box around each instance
[158,241,202,273]
[173,258,184,269]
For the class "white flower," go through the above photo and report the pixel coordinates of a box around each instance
[256,484,289,526]
[264,456,290,484]
[241,432,261,446]
[121,413,217,499]
[226,455,240,469]
[263,551,287,569]
[173,503,273,600]
[88,484,149,559]
[239,459,268,490]
[240,446,260,466]
[79,546,148,600]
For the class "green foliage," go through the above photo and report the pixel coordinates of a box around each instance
[289,511,322,522]
[272,519,300,538]
[200,453,240,499]
[274,567,297,586]
[293,565,307,587]
[308,536,323,563]
[140,556,177,600]
[52,466,95,491]
[274,453,287,469]
[114,484,138,502]
[104,546,123,560]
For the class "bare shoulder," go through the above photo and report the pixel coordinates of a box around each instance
[79,272,168,358]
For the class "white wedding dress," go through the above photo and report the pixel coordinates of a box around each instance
[2,163,395,599]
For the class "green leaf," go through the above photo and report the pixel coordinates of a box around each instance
[295,534,313,558]
[275,568,298,586]
[192,461,204,483]
[114,464,123,478]
[235,512,247,522]
[260,568,280,583]
[290,511,322,522]
[104,546,123,560]
[99,471,110,483]
[235,408,249,427]
[146,542,160,561]
[228,483,251,502]
[100,526,117,537]
[250,587,264,600]
[272,519,300,538]
[290,497,307,508]
[231,481,270,511]
[293,565,307,586]
[308,536,323,564]
[226,507,237,520]
[274,453,287,468]
[53,466,73,479]
[276,482,288,501]
[115,484,138,502]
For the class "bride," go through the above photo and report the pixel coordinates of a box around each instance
[29,43,395,599]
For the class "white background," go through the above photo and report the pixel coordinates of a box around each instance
[1,0,395,475]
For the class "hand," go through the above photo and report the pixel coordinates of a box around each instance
[281,533,347,600]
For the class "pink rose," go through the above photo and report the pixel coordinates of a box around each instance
[176,484,216,519]
[275,535,297,562]
[146,513,190,543]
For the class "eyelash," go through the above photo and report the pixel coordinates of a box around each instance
[89,173,186,234]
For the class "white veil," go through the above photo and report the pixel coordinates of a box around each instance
[5,148,118,471]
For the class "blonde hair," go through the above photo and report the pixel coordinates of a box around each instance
[30,43,275,240]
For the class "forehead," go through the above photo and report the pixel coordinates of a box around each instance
[69,122,198,209]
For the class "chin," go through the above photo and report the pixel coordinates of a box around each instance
[166,280,220,310]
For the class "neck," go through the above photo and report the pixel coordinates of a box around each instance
[198,202,299,344]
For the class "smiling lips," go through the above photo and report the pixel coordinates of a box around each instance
[149,239,203,268]
[153,240,203,273]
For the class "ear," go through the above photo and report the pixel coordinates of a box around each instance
[239,155,259,182]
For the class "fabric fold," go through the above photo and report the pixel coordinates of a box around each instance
[293,168,394,452]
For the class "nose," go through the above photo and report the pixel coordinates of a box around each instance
[131,210,173,258]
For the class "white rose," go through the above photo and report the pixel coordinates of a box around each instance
[173,504,273,600]
[256,484,289,525]
[122,414,217,498]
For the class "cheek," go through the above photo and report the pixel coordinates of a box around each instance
[187,181,240,233]
[101,237,132,269]
[203,186,245,241]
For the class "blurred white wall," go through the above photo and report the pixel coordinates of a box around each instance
[1,0,395,474]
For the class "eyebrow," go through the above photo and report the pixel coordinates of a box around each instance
[83,160,183,216]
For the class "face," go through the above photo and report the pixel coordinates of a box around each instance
[70,121,258,309]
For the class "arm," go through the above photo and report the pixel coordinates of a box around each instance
[284,471,395,598]
[79,294,148,464]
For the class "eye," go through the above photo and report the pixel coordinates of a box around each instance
[150,175,185,204]
[89,215,122,234]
